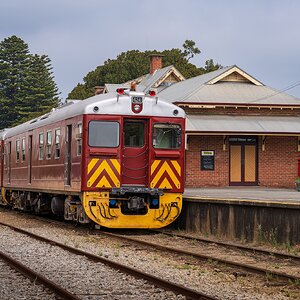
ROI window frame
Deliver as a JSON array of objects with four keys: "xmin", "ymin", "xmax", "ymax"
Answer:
[
  {"xmin": 16, "ymin": 139, "xmax": 20, "ymax": 162},
  {"xmin": 152, "ymin": 123, "xmax": 182, "ymax": 150},
  {"xmin": 88, "ymin": 120, "xmax": 120, "ymax": 148},
  {"xmin": 76, "ymin": 122, "xmax": 83, "ymax": 156},
  {"xmin": 54, "ymin": 128, "xmax": 61, "ymax": 159},
  {"xmin": 124, "ymin": 121, "xmax": 145, "ymax": 148},
  {"xmin": 21, "ymin": 137, "xmax": 26, "ymax": 162},
  {"xmin": 46, "ymin": 130, "xmax": 52, "ymax": 160},
  {"xmin": 38, "ymin": 132, "xmax": 44, "ymax": 160}
]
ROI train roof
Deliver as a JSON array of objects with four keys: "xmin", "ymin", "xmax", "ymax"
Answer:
[
  {"xmin": 5, "ymin": 91, "xmax": 185, "ymax": 138},
  {"xmin": 0, "ymin": 129, "xmax": 8, "ymax": 140}
]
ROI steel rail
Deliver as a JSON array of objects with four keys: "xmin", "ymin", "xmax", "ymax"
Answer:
[
  {"xmin": 0, "ymin": 250, "xmax": 80, "ymax": 300},
  {"xmin": 96, "ymin": 231, "xmax": 300, "ymax": 283},
  {"xmin": 0, "ymin": 221, "xmax": 216, "ymax": 300},
  {"xmin": 152, "ymin": 229, "xmax": 300, "ymax": 262}
]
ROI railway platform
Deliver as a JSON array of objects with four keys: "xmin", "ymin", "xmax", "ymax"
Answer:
[
  {"xmin": 176, "ymin": 187, "xmax": 300, "ymax": 244},
  {"xmin": 183, "ymin": 186, "xmax": 300, "ymax": 207}
]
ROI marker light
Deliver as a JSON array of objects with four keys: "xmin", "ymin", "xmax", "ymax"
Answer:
[
  {"xmin": 149, "ymin": 90, "xmax": 156, "ymax": 97},
  {"xmin": 109, "ymin": 199, "xmax": 118, "ymax": 208},
  {"xmin": 117, "ymin": 88, "xmax": 125, "ymax": 95}
]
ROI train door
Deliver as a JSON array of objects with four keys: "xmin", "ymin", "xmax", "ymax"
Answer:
[
  {"xmin": 122, "ymin": 119, "xmax": 148, "ymax": 186},
  {"xmin": 64, "ymin": 125, "xmax": 72, "ymax": 186},
  {"xmin": 28, "ymin": 135, "xmax": 32, "ymax": 184}
]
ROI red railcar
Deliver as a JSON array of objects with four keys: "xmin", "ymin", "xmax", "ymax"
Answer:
[{"xmin": 0, "ymin": 90, "xmax": 185, "ymax": 228}]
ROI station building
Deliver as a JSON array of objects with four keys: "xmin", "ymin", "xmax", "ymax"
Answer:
[{"xmin": 104, "ymin": 56, "xmax": 300, "ymax": 188}]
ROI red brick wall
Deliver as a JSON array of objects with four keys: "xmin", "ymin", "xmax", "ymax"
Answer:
[
  {"xmin": 258, "ymin": 136, "xmax": 298, "ymax": 188},
  {"xmin": 185, "ymin": 136, "xmax": 229, "ymax": 187},
  {"xmin": 185, "ymin": 135, "xmax": 299, "ymax": 188}
]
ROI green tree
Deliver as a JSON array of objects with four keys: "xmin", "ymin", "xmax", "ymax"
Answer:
[
  {"xmin": 182, "ymin": 39, "xmax": 201, "ymax": 61},
  {"xmin": 0, "ymin": 35, "xmax": 30, "ymax": 128},
  {"xmin": 0, "ymin": 35, "xmax": 60, "ymax": 128},
  {"xmin": 16, "ymin": 54, "xmax": 60, "ymax": 124},
  {"xmin": 68, "ymin": 41, "xmax": 221, "ymax": 100}
]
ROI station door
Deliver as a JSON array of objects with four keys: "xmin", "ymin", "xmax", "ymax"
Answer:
[{"xmin": 229, "ymin": 137, "xmax": 258, "ymax": 186}]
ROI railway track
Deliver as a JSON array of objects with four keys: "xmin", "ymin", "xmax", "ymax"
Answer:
[
  {"xmin": 0, "ymin": 249, "xmax": 79, "ymax": 300},
  {"xmin": 0, "ymin": 221, "xmax": 216, "ymax": 300},
  {"xmin": 153, "ymin": 229, "xmax": 300, "ymax": 262},
  {"xmin": 95, "ymin": 230, "xmax": 300, "ymax": 283}
]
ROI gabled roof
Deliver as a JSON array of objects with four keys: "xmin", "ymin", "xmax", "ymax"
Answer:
[
  {"xmin": 159, "ymin": 65, "xmax": 300, "ymax": 106},
  {"xmin": 104, "ymin": 65, "xmax": 185, "ymax": 94},
  {"xmin": 137, "ymin": 65, "xmax": 185, "ymax": 93}
]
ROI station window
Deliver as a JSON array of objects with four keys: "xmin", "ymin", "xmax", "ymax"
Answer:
[
  {"xmin": 152, "ymin": 124, "xmax": 182, "ymax": 149},
  {"xmin": 39, "ymin": 133, "xmax": 44, "ymax": 160},
  {"xmin": 21, "ymin": 138, "xmax": 25, "ymax": 161},
  {"xmin": 46, "ymin": 131, "xmax": 52, "ymax": 159},
  {"xmin": 76, "ymin": 122, "xmax": 82, "ymax": 156},
  {"xmin": 55, "ymin": 128, "xmax": 61, "ymax": 159},
  {"xmin": 16, "ymin": 140, "xmax": 20, "ymax": 162},
  {"xmin": 88, "ymin": 121, "xmax": 119, "ymax": 147}
]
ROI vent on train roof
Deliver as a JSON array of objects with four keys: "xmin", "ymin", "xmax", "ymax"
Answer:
[
  {"xmin": 40, "ymin": 113, "xmax": 50, "ymax": 120},
  {"xmin": 30, "ymin": 119, "xmax": 38, "ymax": 124}
]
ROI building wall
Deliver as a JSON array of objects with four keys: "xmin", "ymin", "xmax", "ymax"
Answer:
[
  {"xmin": 185, "ymin": 135, "xmax": 299, "ymax": 188},
  {"xmin": 258, "ymin": 136, "xmax": 298, "ymax": 188},
  {"xmin": 185, "ymin": 136, "xmax": 229, "ymax": 187}
]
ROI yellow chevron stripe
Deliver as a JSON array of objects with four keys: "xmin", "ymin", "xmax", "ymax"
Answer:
[
  {"xmin": 151, "ymin": 160, "xmax": 160, "ymax": 175},
  {"xmin": 159, "ymin": 178, "xmax": 172, "ymax": 189},
  {"xmin": 171, "ymin": 160, "xmax": 181, "ymax": 176},
  {"xmin": 151, "ymin": 161, "xmax": 180, "ymax": 188},
  {"xmin": 88, "ymin": 158, "xmax": 99, "ymax": 174},
  {"xmin": 110, "ymin": 159, "xmax": 120, "ymax": 174},
  {"xmin": 96, "ymin": 175, "xmax": 112, "ymax": 188},
  {"xmin": 105, "ymin": 161, "xmax": 120, "ymax": 187},
  {"xmin": 88, "ymin": 160, "xmax": 120, "ymax": 187}
]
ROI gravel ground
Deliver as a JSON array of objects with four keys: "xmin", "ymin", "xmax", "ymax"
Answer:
[
  {"xmin": 0, "ymin": 259, "xmax": 56, "ymax": 300},
  {"xmin": 0, "ymin": 224, "xmax": 183, "ymax": 300},
  {"xmin": 1, "ymin": 210, "xmax": 300, "ymax": 300}
]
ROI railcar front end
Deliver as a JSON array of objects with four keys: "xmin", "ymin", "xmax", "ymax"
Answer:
[{"xmin": 79, "ymin": 90, "xmax": 185, "ymax": 228}]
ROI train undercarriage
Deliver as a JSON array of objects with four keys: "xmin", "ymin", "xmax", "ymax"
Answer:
[{"xmin": 0, "ymin": 187, "xmax": 182, "ymax": 229}]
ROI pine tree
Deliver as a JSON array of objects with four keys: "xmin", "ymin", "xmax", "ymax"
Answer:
[
  {"xmin": 17, "ymin": 54, "xmax": 59, "ymax": 124},
  {"xmin": 0, "ymin": 35, "xmax": 60, "ymax": 128},
  {"xmin": 0, "ymin": 35, "xmax": 30, "ymax": 128}
]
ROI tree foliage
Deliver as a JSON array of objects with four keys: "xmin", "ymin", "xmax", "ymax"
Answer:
[
  {"xmin": 68, "ymin": 41, "xmax": 221, "ymax": 100},
  {"xmin": 0, "ymin": 35, "xmax": 59, "ymax": 129},
  {"xmin": 183, "ymin": 39, "xmax": 201, "ymax": 61}
]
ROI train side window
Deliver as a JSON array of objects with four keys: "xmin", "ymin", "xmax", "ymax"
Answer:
[
  {"xmin": 16, "ymin": 140, "xmax": 20, "ymax": 162},
  {"xmin": 21, "ymin": 138, "xmax": 25, "ymax": 162},
  {"xmin": 38, "ymin": 133, "xmax": 44, "ymax": 160},
  {"xmin": 55, "ymin": 128, "xmax": 61, "ymax": 159},
  {"xmin": 76, "ymin": 122, "xmax": 82, "ymax": 156},
  {"xmin": 46, "ymin": 131, "xmax": 52, "ymax": 159},
  {"xmin": 153, "ymin": 123, "xmax": 182, "ymax": 149},
  {"xmin": 88, "ymin": 121, "xmax": 119, "ymax": 147}
]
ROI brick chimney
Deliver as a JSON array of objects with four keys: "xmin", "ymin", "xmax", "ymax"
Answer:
[{"xmin": 149, "ymin": 54, "xmax": 164, "ymax": 74}]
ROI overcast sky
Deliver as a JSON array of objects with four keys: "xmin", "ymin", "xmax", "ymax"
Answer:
[{"xmin": 1, "ymin": 0, "xmax": 300, "ymax": 100}]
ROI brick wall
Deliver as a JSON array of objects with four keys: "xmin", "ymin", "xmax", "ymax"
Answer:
[
  {"xmin": 185, "ymin": 136, "xmax": 229, "ymax": 187},
  {"xmin": 258, "ymin": 136, "xmax": 298, "ymax": 188},
  {"xmin": 185, "ymin": 135, "xmax": 299, "ymax": 188}
]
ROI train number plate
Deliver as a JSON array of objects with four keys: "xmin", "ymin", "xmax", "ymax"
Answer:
[{"xmin": 132, "ymin": 96, "xmax": 143, "ymax": 104}]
